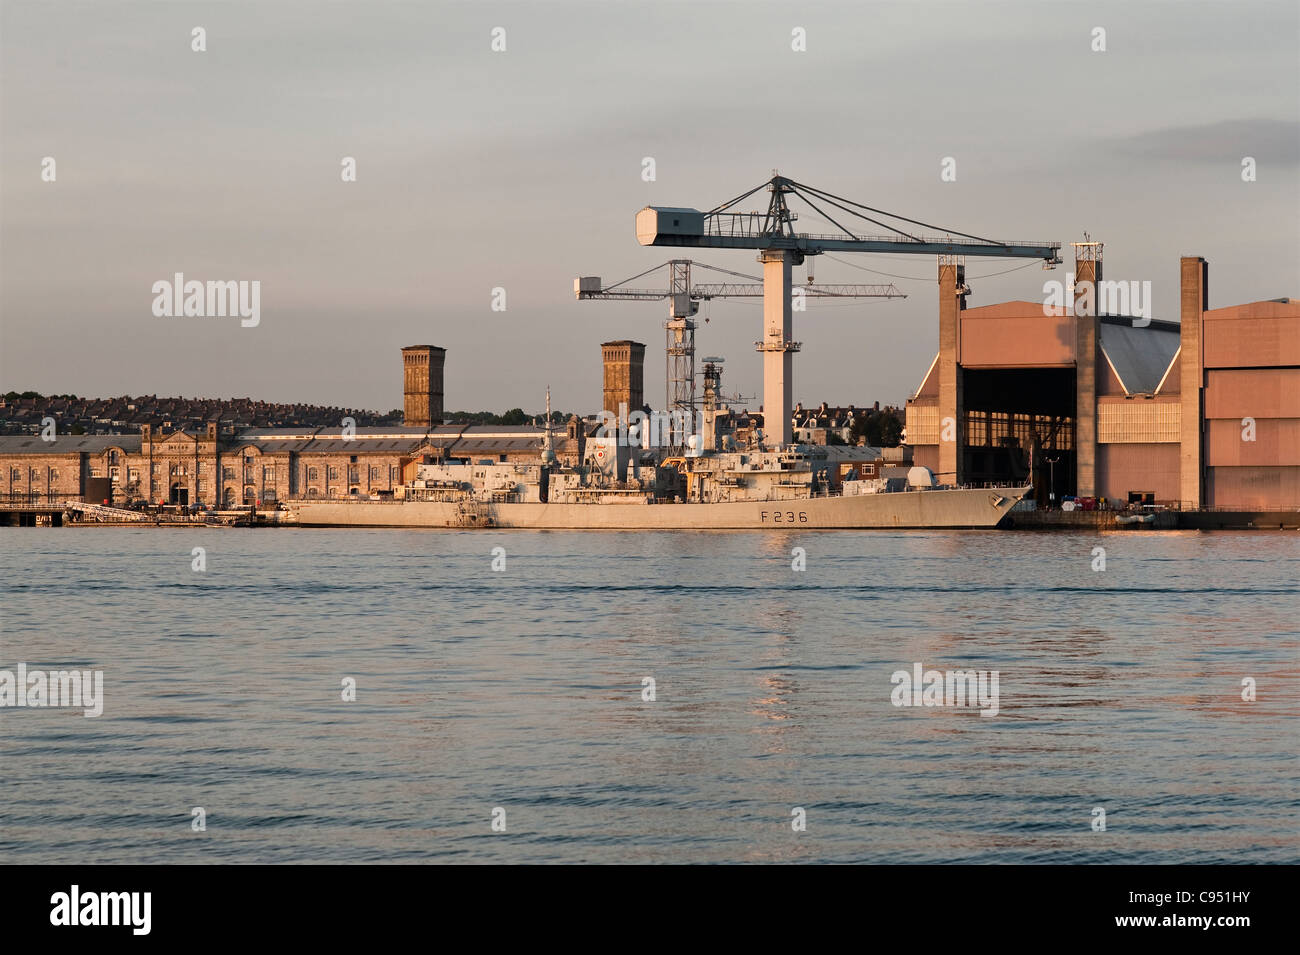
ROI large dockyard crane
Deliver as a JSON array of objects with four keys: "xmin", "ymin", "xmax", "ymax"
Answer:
[
  {"xmin": 575, "ymin": 257, "xmax": 905, "ymax": 445},
  {"xmin": 632, "ymin": 174, "xmax": 1062, "ymax": 446}
]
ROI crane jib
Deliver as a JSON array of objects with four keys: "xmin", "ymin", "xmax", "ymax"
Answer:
[{"xmin": 644, "ymin": 232, "xmax": 1061, "ymax": 261}]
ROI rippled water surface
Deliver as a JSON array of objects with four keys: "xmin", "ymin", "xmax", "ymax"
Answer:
[{"xmin": 1, "ymin": 527, "xmax": 1296, "ymax": 863}]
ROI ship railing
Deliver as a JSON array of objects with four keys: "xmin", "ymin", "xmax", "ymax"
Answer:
[{"xmin": 2, "ymin": 493, "xmax": 87, "ymax": 505}]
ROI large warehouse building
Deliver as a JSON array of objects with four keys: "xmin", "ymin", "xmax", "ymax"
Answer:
[{"xmin": 905, "ymin": 247, "xmax": 1299, "ymax": 509}]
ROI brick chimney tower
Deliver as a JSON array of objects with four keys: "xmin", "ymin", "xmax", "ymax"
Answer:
[
  {"xmin": 402, "ymin": 345, "xmax": 445, "ymax": 428},
  {"xmin": 601, "ymin": 340, "xmax": 645, "ymax": 417}
]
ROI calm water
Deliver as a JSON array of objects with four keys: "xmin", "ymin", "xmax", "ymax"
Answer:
[{"xmin": 1, "ymin": 527, "xmax": 1296, "ymax": 864}]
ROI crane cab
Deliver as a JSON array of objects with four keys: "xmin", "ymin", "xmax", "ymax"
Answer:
[{"xmin": 636, "ymin": 207, "xmax": 705, "ymax": 246}]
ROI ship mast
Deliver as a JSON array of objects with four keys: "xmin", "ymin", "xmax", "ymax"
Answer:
[{"xmin": 541, "ymin": 386, "xmax": 556, "ymax": 460}]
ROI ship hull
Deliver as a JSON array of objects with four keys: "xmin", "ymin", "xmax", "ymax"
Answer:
[{"xmin": 293, "ymin": 486, "xmax": 1029, "ymax": 529}]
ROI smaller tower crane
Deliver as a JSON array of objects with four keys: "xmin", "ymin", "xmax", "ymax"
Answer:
[{"xmin": 575, "ymin": 258, "xmax": 904, "ymax": 448}]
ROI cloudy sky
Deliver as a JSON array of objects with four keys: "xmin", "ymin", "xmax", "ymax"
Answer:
[{"xmin": 2, "ymin": 0, "xmax": 1297, "ymax": 415}]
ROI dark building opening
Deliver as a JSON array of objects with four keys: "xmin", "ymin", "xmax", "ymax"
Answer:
[{"xmin": 962, "ymin": 367, "xmax": 1077, "ymax": 503}]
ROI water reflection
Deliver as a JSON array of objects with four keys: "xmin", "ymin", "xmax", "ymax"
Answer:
[{"xmin": 0, "ymin": 526, "xmax": 1294, "ymax": 862}]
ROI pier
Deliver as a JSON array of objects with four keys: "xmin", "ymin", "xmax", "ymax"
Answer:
[{"xmin": 0, "ymin": 499, "xmax": 286, "ymax": 527}]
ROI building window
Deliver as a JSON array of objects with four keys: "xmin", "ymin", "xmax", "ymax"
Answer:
[
  {"xmin": 348, "ymin": 467, "xmax": 359, "ymax": 484},
  {"xmin": 197, "ymin": 480, "xmax": 207, "ymax": 493},
  {"xmin": 328, "ymin": 467, "xmax": 339, "ymax": 481},
  {"xmin": 263, "ymin": 465, "xmax": 275, "ymax": 482},
  {"xmin": 369, "ymin": 466, "xmax": 380, "ymax": 480},
  {"xmin": 328, "ymin": 486, "xmax": 338, "ymax": 497},
  {"xmin": 223, "ymin": 466, "xmax": 235, "ymax": 480},
  {"xmin": 109, "ymin": 450, "xmax": 119, "ymax": 465},
  {"xmin": 50, "ymin": 468, "xmax": 60, "ymax": 481},
  {"xmin": 307, "ymin": 487, "xmax": 319, "ymax": 498},
  {"xmin": 31, "ymin": 468, "xmax": 40, "ymax": 480},
  {"xmin": 990, "ymin": 412, "xmax": 1010, "ymax": 444},
  {"xmin": 262, "ymin": 488, "xmax": 277, "ymax": 503},
  {"xmin": 110, "ymin": 466, "xmax": 121, "ymax": 483},
  {"xmin": 198, "ymin": 462, "xmax": 207, "ymax": 474},
  {"xmin": 390, "ymin": 466, "xmax": 398, "ymax": 482},
  {"xmin": 11, "ymin": 467, "xmax": 20, "ymax": 481},
  {"xmin": 307, "ymin": 467, "xmax": 319, "ymax": 482},
  {"xmin": 152, "ymin": 463, "xmax": 162, "ymax": 477}
]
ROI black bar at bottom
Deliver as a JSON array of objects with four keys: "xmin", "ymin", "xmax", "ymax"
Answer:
[{"xmin": 9, "ymin": 863, "xmax": 1291, "ymax": 941}]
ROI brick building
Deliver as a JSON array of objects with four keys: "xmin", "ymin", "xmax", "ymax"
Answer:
[{"xmin": 0, "ymin": 346, "xmax": 584, "ymax": 507}]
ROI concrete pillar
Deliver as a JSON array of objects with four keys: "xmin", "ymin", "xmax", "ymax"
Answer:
[
  {"xmin": 1074, "ymin": 257, "xmax": 1100, "ymax": 497},
  {"xmin": 758, "ymin": 250, "xmax": 796, "ymax": 447},
  {"xmin": 937, "ymin": 260, "xmax": 966, "ymax": 485},
  {"xmin": 1179, "ymin": 257, "xmax": 1208, "ymax": 507}
]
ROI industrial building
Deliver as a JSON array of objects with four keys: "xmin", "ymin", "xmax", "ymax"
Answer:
[{"xmin": 905, "ymin": 248, "xmax": 1299, "ymax": 509}]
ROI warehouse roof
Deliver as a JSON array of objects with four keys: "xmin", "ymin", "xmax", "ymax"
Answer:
[
  {"xmin": 1098, "ymin": 318, "xmax": 1180, "ymax": 395},
  {"xmin": 238, "ymin": 426, "xmax": 432, "ymax": 440},
  {"xmin": 453, "ymin": 438, "xmax": 545, "ymax": 452},
  {"xmin": 226, "ymin": 424, "xmax": 547, "ymax": 457},
  {"xmin": 0, "ymin": 434, "xmax": 142, "ymax": 454}
]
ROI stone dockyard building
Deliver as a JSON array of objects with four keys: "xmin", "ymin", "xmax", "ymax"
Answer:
[{"xmin": 1, "ymin": 348, "xmax": 586, "ymax": 507}]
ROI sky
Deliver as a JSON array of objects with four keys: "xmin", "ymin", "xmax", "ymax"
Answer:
[{"xmin": 2, "ymin": 0, "xmax": 1297, "ymax": 416}]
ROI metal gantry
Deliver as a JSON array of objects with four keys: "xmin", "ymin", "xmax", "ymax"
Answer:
[
  {"xmin": 633, "ymin": 175, "xmax": 1062, "ymax": 445},
  {"xmin": 575, "ymin": 256, "xmax": 904, "ymax": 449}
]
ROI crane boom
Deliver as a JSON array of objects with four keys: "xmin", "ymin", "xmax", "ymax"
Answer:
[
  {"xmin": 646, "ymin": 232, "xmax": 1061, "ymax": 259},
  {"xmin": 575, "ymin": 283, "xmax": 903, "ymax": 300},
  {"xmin": 692, "ymin": 283, "xmax": 901, "ymax": 298}
]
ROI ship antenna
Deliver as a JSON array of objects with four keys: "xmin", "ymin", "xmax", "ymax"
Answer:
[{"xmin": 543, "ymin": 386, "xmax": 555, "ymax": 455}]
